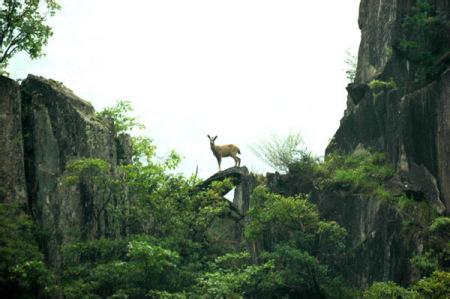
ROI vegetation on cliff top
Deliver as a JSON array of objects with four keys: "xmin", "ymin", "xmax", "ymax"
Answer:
[{"xmin": 1, "ymin": 101, "xmax": 448, "ymax": 298}]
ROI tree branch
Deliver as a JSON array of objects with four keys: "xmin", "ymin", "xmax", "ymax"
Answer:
[
  {"xmin": 0, "ymin": 31, "xmax": 22, "ymax": 63},
  {"xmin": 0, "ymin": 0, "xmax": 17, "ymax": 49}
]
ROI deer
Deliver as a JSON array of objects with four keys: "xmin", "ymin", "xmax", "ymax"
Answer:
[{"xmin": 207, "ymin": 135, "xmax": 241, "ymax": 171}]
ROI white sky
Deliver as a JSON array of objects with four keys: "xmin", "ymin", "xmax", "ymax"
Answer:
[{"xmin": 9, "ymin": 0, "xmax": 361, "ymax": 179}]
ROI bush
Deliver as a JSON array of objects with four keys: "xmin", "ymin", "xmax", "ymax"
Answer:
[
  {"xmin": 412, "ymin": 271, "xmax": 450, "ymax": 298},
  {"xmin": 319, "ymin": 149, "xmax": 395, "ymax": 198},
  {"xmin": 364, "ymin": 281, "xmax": 417, "ymax": 298},
  {"xmin": 251, "ymin": 132, "xmax": 309, "ymax": 172},
  {"xmin": 0, "ymin": 203, "xmax": 53, "ymax": 298}
]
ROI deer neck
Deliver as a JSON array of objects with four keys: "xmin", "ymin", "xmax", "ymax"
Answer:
[{"xmin": 210, "ymin": 143, "xmax": 220, "ymax": 155}]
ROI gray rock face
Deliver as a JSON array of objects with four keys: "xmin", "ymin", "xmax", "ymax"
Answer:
[
  {"xmin": 16, "ymin": 75, "xmax": 130, "ymax": 266},
  {"xmin": 0, "ymin": 76, "xmax": 27, "ymax": 203},
  {"xmin": 435, "ymin": 69, "xmax": 450, "ymax": 213},
  {"xmin": 314, "ymin": 190, "xmax": 418, "ymax": 288},
  {"xmin": 116, "ymin": 133, "xmax": 133, "ymax": 165},
  {"xmin": 355, "ymin": 0, "xmax": 399, "ymax": 84},
  {"xmin": 355, "ymin": 0, "xmax": 449, "ymax": 87}
]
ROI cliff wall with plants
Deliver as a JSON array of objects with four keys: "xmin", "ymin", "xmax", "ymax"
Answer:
[
  {"xmin": 267, "ymin": 0, "xmax": 450, "ymax": 291},
  {"xmin": 1, "ymin": 74, "xmax": 133, "ymax": 272},
  {"xmin": 328, "ymin": 0, "xmax": 450, "ymax": 211}
]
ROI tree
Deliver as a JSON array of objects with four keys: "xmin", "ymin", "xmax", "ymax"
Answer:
[
  {"xmin": 0, "ymin": 203, "xmax": 54, "ymax": 297},
  {"xmin": 0, "ymin": 0, "xmax": 60, "ymax": 73},
  {"xmin": 345, "ymin": 50, "xmax": 357, "ymax": 82},
  {"xmin": 250, "ymin": 132, "xmax": 309, "ymax": 172},
  {"xmin": 196, "ymin": 186, "xmax": 350, "ymax": 298},
  {"xmin": 96, "ymin": 100, "xmax": 145, "ymax": 134}
]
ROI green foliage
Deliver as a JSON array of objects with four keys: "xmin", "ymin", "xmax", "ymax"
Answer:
[
  {"xmin": 364, "ymin": 281, "xmax": 417, "ymax": 299},
  {"xmin": 63, "ymin": 158, "xmax": 109, "ymax": 185},
  {"xmin": 96, "ymin": 100, "xmax": 145, "ymax": 134},
  {"xmin": 413, "ymin": 271, "xmax": 450, "ymax": 298},
  {"xmin": 58, "ymin": 166, "xmax": 234, "ymax": 297},
  {"xmin": 63, "ymin": 158, "xmax": 122, "ymax": 238},
  {"xmin": 369, "ymin": 78, "xmax": 398, "ymax": 91},
  {"xmin": 246, "ymin": 186, "xmax": 322, "ymax": 243},
  {"xmin": 0, "ymin": 203, "xmax": 53, "ymax": 298},
  {"xmin": 395, "ymin": 195, "xmax": 437, "ymax": 229},
  {"xmin": 282, "ymin": 149, "xmax": 412, "ymax": 225},
  {"xmin": 0, "ymin": 0, "xmax": 61, "ymax": 72},
  {"xmin": 429, "ymin": 217, "xmax": 450, "ymax": 238},
  {"xmin": 246, "ymin": 186, "xmax": 347, "ymax": 258},
  {"xmin": 286, "ymin": 152, "xmax": 322, "ymax": 193},
  {"xmin": 399, "ymin": 0, "xmax": 448, "ymax": 85},
  {"xmin": 131, "ymin": 135, "xmax": 156, "ymax": 163},
  {"xmin": 428, "ymin": 217, "xmax": 450, "ymax": 271},
  {"xmin": 411, "ymin": 251, "xmax": 439, "ymax": 278},
  {"xmin": 251, "ymin": 132, "xmax": 309, "ymax": 172},
  {"xmin": 241, "ymin": 186, "xmax": 349, "ymax": 298},
  {"xmin": 319, "ymin": 149, "xmax": 395, "ymax": 198},
  {"xmin": 369, "ymin": 79, "xmax": 398, "ymax": 101},
  {"xmin": 365, "ymin": 272, "xmax": 450, "ymax": 299},
  {"xmin": 345, "ymin": 49, "xmax": 357, "ymax": 82},
  {"xmin": 196, "ymin": 252, "xmax": 275, "ymax": 298},
  {"xmin": 60, "ymin": 236, "xmax": 184, "ymax": 298}
]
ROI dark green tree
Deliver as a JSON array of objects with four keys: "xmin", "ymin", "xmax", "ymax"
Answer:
[
  {"xmin": 0, "ymin": 0, "xmax": 60, "ymax": 73},
  {"xmin": 0, "ymin": 203, "xmax": 54, "ymax": 298}
]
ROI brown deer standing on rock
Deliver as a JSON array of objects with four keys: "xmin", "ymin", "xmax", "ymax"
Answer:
[{"xmin": 207, "ymin": 135, "xmax": 241, "ymax": 171}]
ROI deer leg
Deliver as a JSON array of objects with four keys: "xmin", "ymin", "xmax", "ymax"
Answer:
[
  {"xmin": 231, "ymin": 155, "xmax": 238, "ymax": 167},
  {"xmin": 217, "ymin": 156, "xmax": 222, "ymax": 171},
  {"xmin": 237, "ymin": 156, "xmax": 241, "ymax": 167}
]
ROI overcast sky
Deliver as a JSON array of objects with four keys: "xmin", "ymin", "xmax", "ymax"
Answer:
[{"xmin": 9, "ymin": 0, "xmax": 361, "ymax": 179}]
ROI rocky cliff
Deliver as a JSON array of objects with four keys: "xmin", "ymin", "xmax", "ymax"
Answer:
[
  {"xmin": 266, "ymin": 0, "xmax": 449, "ymax": 289},
  {"xmin": 328, "ymin": 0, "xmax": 450, "ymax": 212},
  {"xmin": 0, "ymin": 74, "xmax": 131, "ymax": 267},
  {"xmin": 317, "ymin": 0, "xmax": 450, "ymax": 288}
]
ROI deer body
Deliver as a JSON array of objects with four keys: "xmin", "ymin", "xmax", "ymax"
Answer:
[{"xmin": 208, "ymin": 135, "xmax": 241, "ymax": 171}]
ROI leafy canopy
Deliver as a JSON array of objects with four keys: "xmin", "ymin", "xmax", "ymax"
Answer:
[
  {"xmin": 0, "ymin": 0, "xmax": 60, "ymax": 73},
  {"xmin": 96, "ymin": 100, "xmax": 145, "ymax": 134},
  {"xmin": 0, "ymin": 203, "xmax": 53, "ymax": 298}
]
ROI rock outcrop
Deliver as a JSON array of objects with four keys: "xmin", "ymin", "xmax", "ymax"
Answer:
[
  {"xmin": 199, "ymin": 167, "xmax": 256, "ymax": 250},
  {"xmin": 1, "ymin": 74, "xmax": 131, "ymax": 267},
  {"xmin": 199, "ymin": 166, "xmax": 254, "ymax": 215}
]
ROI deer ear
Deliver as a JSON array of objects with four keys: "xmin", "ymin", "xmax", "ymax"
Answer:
[
  {"xmin": 207, "ymin": 134, "xmax": 210, "ymax": 138},
  {"xmin": 213, "ymin": 136, "xmax": 218, "ymax": 141}
]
